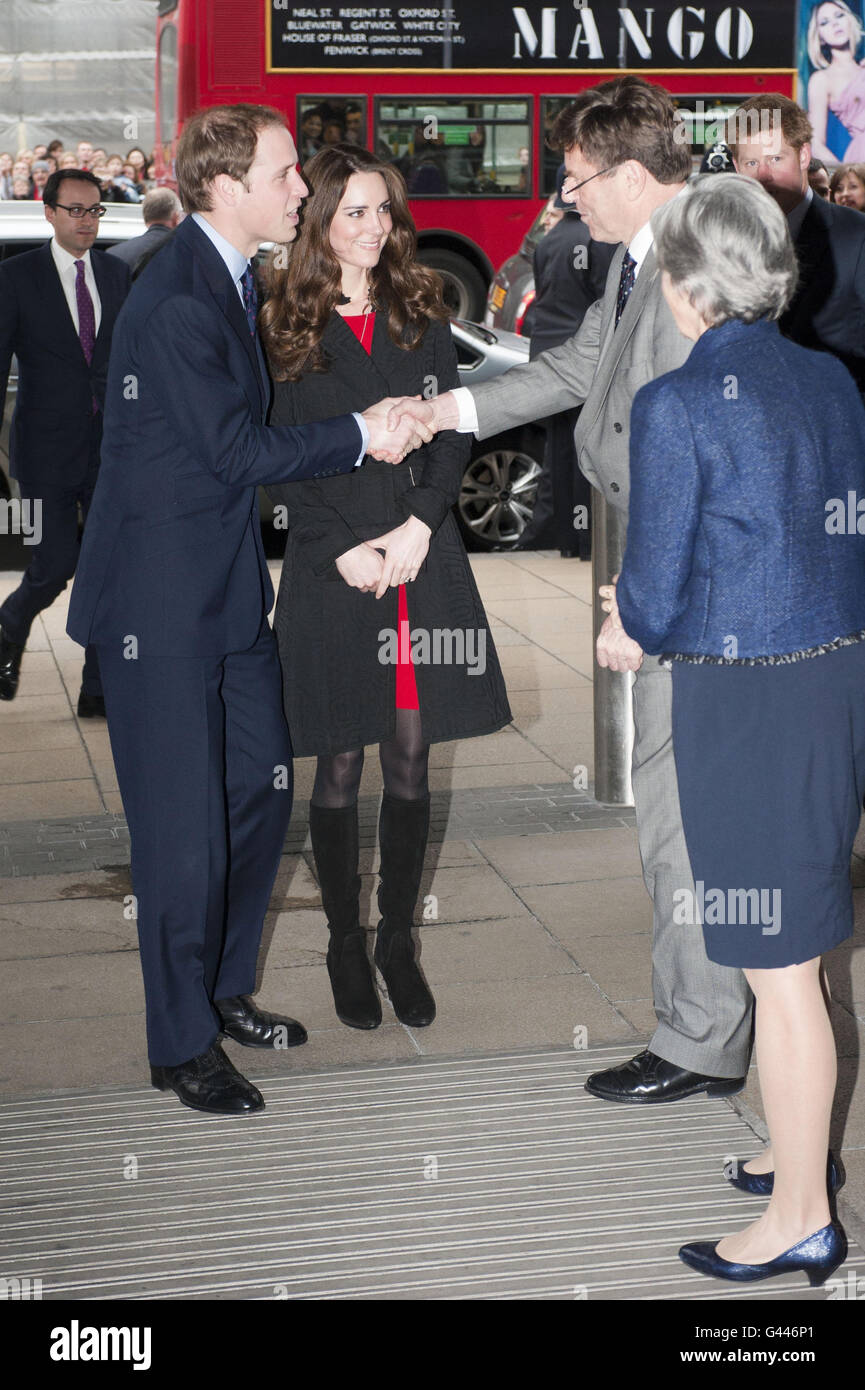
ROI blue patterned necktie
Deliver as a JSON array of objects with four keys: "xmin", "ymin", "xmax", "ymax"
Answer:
[
  {"xmin": 615, "ymin": 251, "xmax": 637, "ymax": 328},
  {"xmin": 241, "ymin": 263, "xmax": 258, "ymax": 336}
]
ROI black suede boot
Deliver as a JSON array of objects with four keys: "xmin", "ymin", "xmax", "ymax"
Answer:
[
  {"xmin": 309, "ymin": 802, "xmax": 381, "ymax": 1030},
  {"xmin": 374, "ymin": 792, "xmax": 436, "ymax": 1027}
]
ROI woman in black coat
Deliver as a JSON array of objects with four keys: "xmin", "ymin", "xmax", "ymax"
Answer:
[{"xmin": 261, "ymin": 145, "xmax": 511, "ymax": 1034}]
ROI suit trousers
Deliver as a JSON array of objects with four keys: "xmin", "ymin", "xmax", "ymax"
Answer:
[
  {"xmin": 97, "ymin": 623, "xmax": 293, "ymax": 1065},
  {"xmin": 631, "ymin": 654, "xmax": 753, "ymax": 1076},
  {"xmin": 518, "ymin": 407, "xmax": 590, "ymax": 555},
  {"xmin": 0, "ymin": 433, "xmax": 102, "ymax": 694}
]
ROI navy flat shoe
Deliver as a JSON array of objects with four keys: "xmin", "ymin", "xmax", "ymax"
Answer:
[
  {"xmin": 724, "ymin": 1150, "xmax": 841, "ymax": 1197},
  {"xmin": 679, "ymin": 1221, "xmax": 847, "ymax": 1286}
]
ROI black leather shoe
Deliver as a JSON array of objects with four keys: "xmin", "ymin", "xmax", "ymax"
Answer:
[
  {"xmin": 585, "ymin": 1049, "xmax": 746, "ymax": 1104},
  {"xmin": 0, "ymin": 626, "xmax": 25, "ymax": 701},
  {"xmin": 327, "ymin": 933, "xmax": 382, "ymax": 1030},
  {"xmin": 215, "ymin": 993, "xmax": 307, "ymax": 1049},
  {"xmin": 77, "ymin": 691, "xmax": 106, "ymax": 718},
  {"xmin": 150, "ymin": 1041, "xmax": 264, "ymax": 1114}
]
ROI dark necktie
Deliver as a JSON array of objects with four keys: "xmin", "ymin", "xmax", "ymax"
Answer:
[
  {"xmin": 75, "ymin": 259, "xmax": 95, "ymax": 363},
  {"xmin": 241, "ymin": 264, "xmax": 258, "ymax": 336},
  {"xmin": 615, "ymin": 251, "xmax": 637, "ymax": 328}
]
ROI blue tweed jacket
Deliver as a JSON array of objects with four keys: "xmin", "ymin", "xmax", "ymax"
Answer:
[{"xmin": 616, "ymin": 318, "xmax": 865, "ymax": 659}]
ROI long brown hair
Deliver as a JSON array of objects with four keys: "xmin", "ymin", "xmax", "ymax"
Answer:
[{"xmin": 260, "ymin": 144, "xmax": 449, "ymax": 381}]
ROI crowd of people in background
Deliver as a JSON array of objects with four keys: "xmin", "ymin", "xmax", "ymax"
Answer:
[{"xmin": 0, "ymin": 140, "xmax": 156, "ymax": 202}]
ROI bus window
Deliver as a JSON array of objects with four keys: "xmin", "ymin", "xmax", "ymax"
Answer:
[
  {"xmin": 669, "ymin": 95, "xmax": 749, "ymax": 153},
  {"xmin": 541, "ymin": 97, "xmax": 573, "ymax": 195},
  {"xmin": 158, "ymin": 23, "xmax": 178, "ymax": 150},
  {"xmin": 376, "ymin": 98, "xmax": 531, "ymax": 198},
  {"xmin": 297, "ymin": 98, "xmax": 367, "ymax": 161}
]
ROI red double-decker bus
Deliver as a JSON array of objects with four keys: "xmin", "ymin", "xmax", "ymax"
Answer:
[{"xmin": 155, "ymin": 2, "xmax": 798, "ymax": 317}]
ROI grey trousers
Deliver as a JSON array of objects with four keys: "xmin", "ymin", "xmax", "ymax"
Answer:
[{"xmin": 631, "ymin": 655, "xmax": 753, "ymax": 1076}]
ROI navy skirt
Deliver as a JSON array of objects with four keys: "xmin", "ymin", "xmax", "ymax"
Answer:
[{"xmin": 671, "ymin": 640, "xmax": 865, "ymax": 968}]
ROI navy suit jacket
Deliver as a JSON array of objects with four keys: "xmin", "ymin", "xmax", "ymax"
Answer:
[
  {"xmin": 617, "ymin": 318, "xmax": 865, "ymax": 659},
  {"xmin": 781, "ymin": 194, "xmax": 865, "ymax": 394},
  {"xmin": 0, "ymin": 241, "xmax": 130, "ymax": 488},
  {"xmin": 67, "ymin": 214, "xmax": 361, "ymax": 658}
]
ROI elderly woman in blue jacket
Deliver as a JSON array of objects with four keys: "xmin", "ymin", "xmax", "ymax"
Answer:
[{"xmin": 602, "ymin": 173, "xmax": 865, "ymax": 1287}]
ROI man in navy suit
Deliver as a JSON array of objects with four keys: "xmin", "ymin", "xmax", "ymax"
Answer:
[
  {"xmin": 0, "ymin": 168, "xmax": 131, "ymax": 712},
  {"xmin": 730, "ymin": 93, "xmax": 865, "ymax": 394},
  {"xmin": 67, "ymin": 104, "xmax": 428, "ymax": 1115}
]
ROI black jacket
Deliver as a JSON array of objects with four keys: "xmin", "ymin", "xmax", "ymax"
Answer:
[
  {"xmin": 781, "ymin": 194, "xmax": 865, "ymax": 393},
  {"xmin": 106, "ymin": 222, "xmax": 173, "ymax": 273},
  {"xmin": 267, "ymin": 312, "xmax": 512, "ymax": 755},
  {"xmin": 0, "ymin": 241, "xmax": 130, "ymax": 488},
  {"xmin": 526, "ymin": 213, "xmax": 616, "ymax": 358}
]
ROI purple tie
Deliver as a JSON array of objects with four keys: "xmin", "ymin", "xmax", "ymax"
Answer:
[
  {"xmin": 241, "ymin": 264, "xmax": 258, "ymax": 336},
  {"xmin": 75, "ymin": 259, "xmax": 95, "ymax": 363}
]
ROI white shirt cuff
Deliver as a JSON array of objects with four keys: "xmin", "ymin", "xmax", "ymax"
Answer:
[
  {"xmin": 451, "ymin": 387, "xmax": 479, "ymax": 434},
  {"xmin": 351, "ymin": 413, "xmax": 368, "ymax": 466}
]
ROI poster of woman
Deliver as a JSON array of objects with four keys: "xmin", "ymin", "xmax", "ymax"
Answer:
[{"xmin": 802, "ymin": 0, "xmax": 865, "ymax": 162}]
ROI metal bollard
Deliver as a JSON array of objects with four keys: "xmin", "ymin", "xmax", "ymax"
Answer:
[{"xmin": 592, "ymin": 493, "xmax": 635, "ymax": 806}]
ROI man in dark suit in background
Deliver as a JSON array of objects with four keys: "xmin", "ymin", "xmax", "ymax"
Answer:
[
  {"xmin": 0, "ymin": 168, "xmax": 130, "ymax": 712},
  {"xmin": 731, "ymin": 93, "xmax": 865, "ymax": 394},
  {"xmin": 67, "ymin": 104, "xmax": 428, "ymax": 1116},
  {"xmin": 107, "ymin": 187, "xmax": 181, "ymax": 275}
]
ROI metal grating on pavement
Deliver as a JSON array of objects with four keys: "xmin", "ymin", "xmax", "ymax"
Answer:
[{"xmin": 0, "ymin": 1047, "xmax": 857, "ymax": 1301}]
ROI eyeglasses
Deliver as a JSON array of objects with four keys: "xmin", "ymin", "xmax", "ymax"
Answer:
[
  {"xmin": 52, "ymin": 203, "xmax": 107, "ymax": 219},
  {"xmin": 560, "ymin": 165, "xmax": 621, "ymax": 199}
]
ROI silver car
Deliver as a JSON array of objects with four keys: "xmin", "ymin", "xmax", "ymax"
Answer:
[{"xmin": 450, "ymin": 319, "xmax": 543, "ymax": 550}]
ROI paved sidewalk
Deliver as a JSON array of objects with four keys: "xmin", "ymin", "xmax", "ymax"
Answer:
[{"xmin": 1, "ymin": 551, "xmax": 863, "ymax": 1299}]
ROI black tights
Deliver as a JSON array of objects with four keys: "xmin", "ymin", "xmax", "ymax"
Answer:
[{"xmin": 311, "ymin": 708, "xmax": 430, "ymax": 808}]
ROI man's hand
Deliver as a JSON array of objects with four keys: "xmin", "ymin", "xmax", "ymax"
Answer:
[
  {"xmin": 366, "ymin": 515, "xmax": 432, "ymax": 599},
  {"xmin": 335, "ymin": 542, "xmax": 385, "ymax": 593},
  {"xmin": 385, "ymin": 392, "xmax": 459, "ymax": 435},
  {"xmin": 362, "ymin": 396, "xmax": 434, "ymax": 463}
]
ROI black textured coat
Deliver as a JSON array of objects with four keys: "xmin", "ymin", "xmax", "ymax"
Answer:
[{"xmin": 267, "ymin": 312, "xmax": 512, "ymax": 756}]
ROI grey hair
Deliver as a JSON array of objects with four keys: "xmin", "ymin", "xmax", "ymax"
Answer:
[
  {"xmin": 650, "ymin": 173, "xmax": 798, "ymax": 326},
  {"xmin": 142, "ymin": 187, "xmax": 181, "ymax": 225}
]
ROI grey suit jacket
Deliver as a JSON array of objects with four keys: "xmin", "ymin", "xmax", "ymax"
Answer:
[{"xmin": 472, "ymin": 244, "xmax": 692, "ymax": 515}]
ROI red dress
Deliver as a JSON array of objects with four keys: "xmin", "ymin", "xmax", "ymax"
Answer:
[{"xmin": 343, "ymin": 312, "xmax": 419, "ymax": 711}]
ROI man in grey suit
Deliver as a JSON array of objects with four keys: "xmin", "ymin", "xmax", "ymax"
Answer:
[
  {"xmin": 107, "ymin": 188, "xmax": 181, "ymax": 275},
  {"xmin": 391, "ymin": 76, "xmax": 753, "ymax": 1103}
]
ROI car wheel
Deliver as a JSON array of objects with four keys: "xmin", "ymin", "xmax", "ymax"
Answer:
[
  {"xmin": 456, "ymin": 428, "xmax": 544, "ymax": 551},
  {"xmin": 418, "ymin": 249, "xmax": 488, "ymax": 320}
]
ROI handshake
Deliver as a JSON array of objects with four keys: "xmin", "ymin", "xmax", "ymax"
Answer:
[{"xmin": 359, "ymin": 392, "xmax": 459, "ymax": 463}]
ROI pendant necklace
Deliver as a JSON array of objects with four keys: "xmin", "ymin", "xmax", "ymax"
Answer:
[
  {"xmin": 338, "ymin": 285, "xmax": 374, "ymax": 351},
  {"xmin": 359, "ymin": 305, "xmax": 373, "ymax": 351}
]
